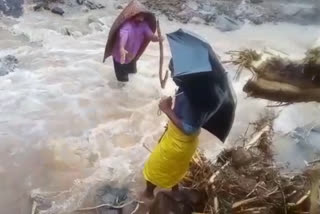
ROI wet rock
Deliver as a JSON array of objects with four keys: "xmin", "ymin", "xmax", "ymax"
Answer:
[
  {"xmin": 0, "ymin": 0, "xmax": 24, "ymax": 17},
  {"xmin": 249, "ymin": 15, "xmax": 265, "ymax": 25},
  {"xmin": 85, "ymin": 0, "xmax": 105, "ymax": 10},
  {"xmin": 231, "ymin": 147, "xmax": 253, "ymax": 168},
  {"xmin": 96, "ymin": 186, "xmax": 132, "ymax": 214},
  {"xmin": 186, "ymin": 1, "xmax": 198, "ymax": 11},
  {"xmin": 0, "ymin": 55, "xmax": 18, "ymax": 76},
  {"xmin": 214, "ymin": 15, "xmax": 242, "ymax": 32},
  {"xmin": 117, "ymin": 5, "xmax": 123, "ymax": 10},
  {"xmin": 43, "ymin": 4, "xmax": 50, "ymax": 10},
  {"xmin": 203, "ymin": 14, "xmax": 217, "ymax": 24},
  {"xmin": 281, "ymin": 5, "xmax": 302, "ymax": 17},
  {"xmin": 33, "ymin": 3, "xmax": 42, "ymax": 11},
  {"xmin": 76, "ymin": 0, "xmax": 84, "ymax": 5},
  {"xmin": 87, "ymin": 15, "xmax": 104, "ymax": 25},
  {"xmin": 33, "ymin": 2, "xmax": 50, "ymax": 11},
  {"xmin": 51, "ymin": 7, "xmax": 64, "ymax": 16},
  {"xmin": 290, "ymin": 7, "xmax": 320, "ymax": 25},
  {"xmin": 189, "ymin": 16, "xmax": 205, "ymax": 25},
  {"xmin": 143, "ymin": 0, "xmax": 320, "ymax": 27},
  {"xmin": 177, "ymin": 7, "xmax": 195, "ymax": 23},
  {"xmin": 64, "ymin": 28, "xmax": 71, "ymax": 36},
  {"xmin": 150, "ymin": 190, "xmax": 204, "ymax": 214},
  {"xmin": 250, "ymin": 0, "xmax": 263, "ymax": 4}
]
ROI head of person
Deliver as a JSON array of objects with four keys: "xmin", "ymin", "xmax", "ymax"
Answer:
[{"xmin": 133, "ymin": 13, "xmax": 146, "ymax": 23}]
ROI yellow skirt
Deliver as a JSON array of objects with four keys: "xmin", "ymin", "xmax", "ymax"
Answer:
[{"xmin": 143, "ymin": 122, "xmax": 199, "ymax": 188}]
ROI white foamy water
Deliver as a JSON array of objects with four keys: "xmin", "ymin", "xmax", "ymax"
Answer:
[{"xmin": 1, "ymin": 2, "xmax": 320, "ymax": 213}]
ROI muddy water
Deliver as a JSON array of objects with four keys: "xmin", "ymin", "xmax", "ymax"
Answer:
[{"xmin": 0, "ymin": 3, "xmax": 320, "ymax": 213}]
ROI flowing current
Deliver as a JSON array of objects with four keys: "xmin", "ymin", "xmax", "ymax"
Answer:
[{"xmin": 1, "ymin": 1, "xmax": 320, "ymax": 213}]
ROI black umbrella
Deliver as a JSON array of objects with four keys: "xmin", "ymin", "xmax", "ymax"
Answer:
[{"xmin": 167, "ymin": 29, "xmax": 237, "ymax": 142}]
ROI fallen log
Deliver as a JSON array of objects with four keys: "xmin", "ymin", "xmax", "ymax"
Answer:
[
  {"xmin": 226, "ymin": 48, "xmax": 320, "ymax": 103},
  {"xmin": 244, "ymin": 78, "xmax": 320, "ymax": 103}
]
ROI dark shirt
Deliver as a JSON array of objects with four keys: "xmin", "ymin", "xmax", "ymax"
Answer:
[{"xmin": 173, "ymin": 91, "xmax": 212, "ymax": 135}]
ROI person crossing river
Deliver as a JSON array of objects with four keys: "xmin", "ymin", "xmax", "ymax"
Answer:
[
  {"xmin": 103, "ymin": 0, "xmax": 162, "ymax": 82},
  {"xmin": 141, "ymin": 62, "xmax": 215, "ymax": 201}
]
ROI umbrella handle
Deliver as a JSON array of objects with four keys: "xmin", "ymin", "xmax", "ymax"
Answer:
[{"xmin": 157, "ymin": 20, "xmax": 168, "ymax": 89}]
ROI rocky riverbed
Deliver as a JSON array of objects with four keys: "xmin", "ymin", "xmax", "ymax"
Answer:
[
  {"xmin": 1, "ymin": 0, "xmax": 320, "ymax": 31},
  {"xmin": 141, "ymin": 0, "xmax": 320, "ymax": 31}
]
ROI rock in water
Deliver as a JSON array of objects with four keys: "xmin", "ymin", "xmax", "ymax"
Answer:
[
  {"xmin": 0, "ymin": 0, "xmax": 24, "ymax": 17},
  {"xmin": 85, "ymin": 0, "xmax": 105, "ymax": 10},
  {"xmin": 33, "ymin": 2, "xmax": 49, "ymax": 11},
  {"xmin": 0, "ymin": 55, "xmax": 18, "ymax": 76},
  {"xmin": 76, "ymin": 0, "xmax": 84, "ymax": 5},
  {"xmin": 33, "ymin": 3, "xmax": 43, "ymax": 11},
  {"xmin": 189, "ymin": 16, "xmax": 206, "ymax": 25},
  {"xmin": 96, "ymin": 186, "xmax": 132, "ymax": 214},
  {"xmin": 250, "ymin": 0, "xmax": 263, "ymax": 3},
  {"xmin": 51, "ymin": 7, "xmax": 64, "ymax": 16},
  {"xmin": 214, "ymin": 15, "xmax": 241, "ymax": 32}
]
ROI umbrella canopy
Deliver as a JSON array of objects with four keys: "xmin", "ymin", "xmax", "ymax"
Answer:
[
  {"xmin": 167, "ymin": 29, "xmax": 228, "ymax": 111},
  {"xmin": 167, "ymin": 29, "xmax": 213, "ymax": 79},
  {"xmin": 167, "ymin": 29, "xmax": 237, "ymax": 142}
]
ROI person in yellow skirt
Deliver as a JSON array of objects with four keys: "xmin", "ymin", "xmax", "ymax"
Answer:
[{"xmin": 141, "ymin": 61, "xmax": 213, "ymax": 200}]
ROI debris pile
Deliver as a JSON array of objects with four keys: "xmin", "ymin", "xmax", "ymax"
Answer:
[
  {"xmin": 225, "ymin": 47, "xmax": 320, "ymax": 103},
  {"xmin": 182, "ymin": 116, "xmax": 315, "ymax": 213}
]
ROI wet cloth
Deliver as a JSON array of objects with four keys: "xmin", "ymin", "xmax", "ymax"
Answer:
[
  {"xmin": 103, "ymin": 0, "xmax": 156, "ymax": 63},
  {"xmin": 143, "ymin": 122, "xmax": 199, "ymax": 188},
  {"xmin": 112, "ymin": 20, "xmax": 153, "ymax": 64},
  {"xmin": 113, "ymin": 58, "xmax": 137, "ymax": 82},
  {"xmin": 174, "ymin": 90, "xmax": 212, "ymax": 135}
]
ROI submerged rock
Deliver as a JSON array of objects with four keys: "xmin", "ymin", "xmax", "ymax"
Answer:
[
  {"xmin": 85, "ymin": 0, "xmax": 105, "ymax": 10},
  {"xmin": 96, "ymin": 185, "xmax": 134, "ymax": 214},
  {"xmin": 189, "ymin": 16, "xmax": 206, "ymax": 25},
  {"xmin": 250, "ymin": 0, "xmax": 263, "ymax": 3},
  {"xmin": 143, "ymin": 0, "xmax": 320, "ymax": 29},
  {"xmin": 214, "ymin": 15, "xmax": 242, "ymax": 32},
  {"xmin": 33, "ymin": 3, "xmax": 44, "ymax": 11},
  {"xmin": 76, "ymin": 0, "xmax": 84, "ymax": 5},
  {"xmin": 0, "ymin": 0, "xmax": 24, "ymax": 17},
  {"xmin": 0, "ymin": 55, "xmax": 18, "ymax": 76},
  {"xmin": 51, "ymin": 7, "xmax": 64, "ymax": 16},
  {"xmin": 116, "ymin": 5, "xmax": 123, "ymax": 10},
  {"xmin": 33, "ymin": 2, "xmax": 50, "ymax": 11}
]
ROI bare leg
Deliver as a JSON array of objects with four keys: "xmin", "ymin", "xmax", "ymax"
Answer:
[
  {"xmin": 141, "ymin": 181, "xmax": 156, "ymax": 200},
  {"xmin": 171, "ymin": 184, "xmax": 179, "ymax": 192}
]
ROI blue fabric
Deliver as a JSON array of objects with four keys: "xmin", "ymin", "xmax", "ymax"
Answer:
[
  {"xmin": 173, "ymin": 91, "xmax": 211, "ymax": 135},
  {"xmin": 182, "ymin": 122, "xmax": 199, "ymax": 135},
  {"xmin": 167, "ymin": 29, "xmax": 227, "ymax": 114}
]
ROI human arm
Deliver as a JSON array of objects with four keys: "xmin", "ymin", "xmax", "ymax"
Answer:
[
  {"xmin": 159, "ymin": 97, "xmax": 199, "ymax": 135},
  {"xmin": 144, "ymin": 23, "xmax": 164, "ymax": 42},
  {"xmin": 150, "ymin": 34, "xmax": 164, "ymax": 42}
]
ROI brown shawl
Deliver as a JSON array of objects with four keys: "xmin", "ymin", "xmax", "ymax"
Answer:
[{"xmin": 103, "ymin": 0, "xmax": 156, "ymax": 63}]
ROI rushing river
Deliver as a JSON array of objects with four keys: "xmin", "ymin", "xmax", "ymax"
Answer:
[{"xmin": 1, "ymin": 1, "xmax": 320, "ymax": 213}]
